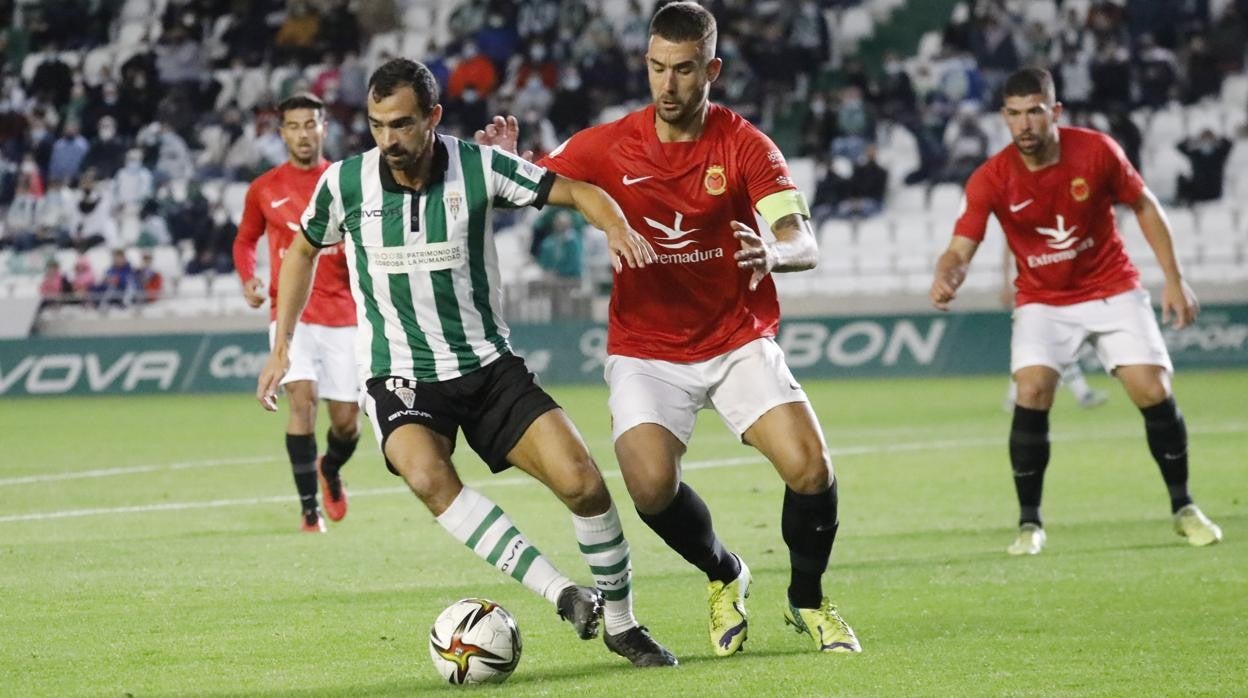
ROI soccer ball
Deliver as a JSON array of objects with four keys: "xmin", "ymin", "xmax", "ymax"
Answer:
[{"xmin": 428, "ymin": 598, "xmax": 522, "ymax": 685}]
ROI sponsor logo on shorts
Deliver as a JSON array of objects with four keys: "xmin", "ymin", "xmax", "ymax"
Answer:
[{"xmin": 388, "ymin": 408, "xmax": 433, "ymax": 422}]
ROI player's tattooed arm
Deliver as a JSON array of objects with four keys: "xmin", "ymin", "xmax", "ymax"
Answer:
[{"xmin": 733, "ymin": 213, "xmax": 817, "ymax": 291}]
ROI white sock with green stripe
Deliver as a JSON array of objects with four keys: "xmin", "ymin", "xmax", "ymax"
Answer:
[
  {"xmin": 573, "ymin": 504, "xmax": 636, "ymax": 635},
  {"xmin": 436, "ymin": 486, "xmax": 572, "ymax": 605}
]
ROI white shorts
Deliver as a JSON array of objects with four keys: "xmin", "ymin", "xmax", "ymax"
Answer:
[
  {"xmin": 604, "ymin": 337, "xmax": 808, "ymax": 443},
  {"xmin": 1011, "ymin": 288, "xmax": 1172, "ymax": 376},
  {"xmin": 268, "ymin": 321, "xmax": 360, "ymax": 402}
]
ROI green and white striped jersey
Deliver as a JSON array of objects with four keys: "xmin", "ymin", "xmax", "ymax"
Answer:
[{"xmin": 301, "ymin": 134, "xmax": 555, "ymax": 382}]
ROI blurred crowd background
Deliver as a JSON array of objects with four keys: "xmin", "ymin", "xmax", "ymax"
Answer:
[{"xmin": 1, "ymin": 0, "xmax": 1245, "ymax": 322}]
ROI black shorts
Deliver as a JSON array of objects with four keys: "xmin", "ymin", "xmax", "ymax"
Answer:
[{"xmin": 364, "ymin": 353, "xmax": 560, "ymax": 475}]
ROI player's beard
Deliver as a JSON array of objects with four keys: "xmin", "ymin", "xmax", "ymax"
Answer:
[
  {"xmin": 1012, "ymin": 130, "xmax": 1048, "ymax": 156},
  {"xmin": 655, "ymin": 92, "xmax": 704, "ymax": 129},
  {"xmin": 291, "ymin": 143, "xmax": 317, "ymax": 168}
]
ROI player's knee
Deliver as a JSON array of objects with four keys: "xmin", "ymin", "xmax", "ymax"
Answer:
[
  {"xmin": 331, "ymin": 417, "xmax": 360, "ymax": 442},
  {"xmin": 783, "ymin": 445, "xmax": 833, "ymax": 495},
  {"xmin": 1014, "ymin": 381, "xmax": 1056, "ymax": 409},
  {"xmin": 396, "ymin": 458, "xmax": 457, "ymax": 509},
  {"xmin": 553, "ymin": 458, "xmax": 610, "ymax": 515}
]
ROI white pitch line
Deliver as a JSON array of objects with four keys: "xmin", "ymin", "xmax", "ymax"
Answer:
[{"xmin": 3, "ymin": 422, "xmax": 1245, "ymax": 524}]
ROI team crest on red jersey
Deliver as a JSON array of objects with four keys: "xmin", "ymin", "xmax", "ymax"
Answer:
[
  {"xmin": 1070, "ymin": 177, "xmax": 1090, "ymax": 202},
  {"xmin": 704, "ymin": 165, "xmax": 727, "ymax": 195}
]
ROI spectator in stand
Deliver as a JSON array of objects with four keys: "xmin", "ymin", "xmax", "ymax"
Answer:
[
  {"xmin": 1107, "ymin": 111, "xmax": 1143, "ymax": 174},
  {"xmin": 1136, "ymin": 34, "xmax": 1178, "ymax": 109},
  {"xmin": 47, "ymin": 120, "xmax": 89, "ymax": 183},
  {"xmin": 877, "ymin": 51, "xmax": 917, "ymax": 122},
  {"xmin": 186, "ymin": 202, "xmax": 234, "ymax": 275},
  {"xmin": 114, "ymin": 148, "xmax": 154, "ymax": 209},
  {"xmin": 1090, "ymin": 40, "xmax": 1132, "ymax": 111},
  {"xmin": 1183, "ymin": 35, "xmax": 1222, "ymax": 104},
  {"xmin": 549, "ymin": 66, "xmax": 592, "ymax": 137},
  {"xmin": 839, "ymin": 145, "xmax": 889, "ymax": 219},
  {"xmin": 38, "ymin": 257, "xmax": 72, "ymax": 308},
  {"xmin": 142, "ymin": 120, "xmax": 195, "ymax": 184},
  {"xmin": 70, "ymin": 254, "xmax": 96, "ymax": 303},
  {"xmin": 74, "ymin": 167, "xmax": 117, "ymax": 251},
  {"xmin": 511, "ymin": 41, "xmax": 559, "ymax": 91},
  {"xmin": 82, "ymin": 115, "xmax": 128, "ymax": 178},
  {"xmin": 449, "ymin": 41, "xmax": 499, "ymax": 100},
  {"xmin": 274, "ymin": 1, "xmax": 322, "ymax": 64},
  {"xmin": 1176, "ymin": 129, "xmax": 1233, "ymax": 204},
  {"xmin": 81, "ymin": 81, "xmax": 135, "ymax": 139},
  {"xmin": 538, "ymin": 210, "xmax": 585, "ymax": 281},
  {"xmin": 98, "ymin": 248, "xmax": 137, "ymax": 307},
  {"xmin": 133, "ymin": 249, "xmax": 164, "ymax": 303},
  {"xmin": 36, "ymin": 177, "xmax": 78, "ymax": 246},
  {"xmin": 3, "ymin": 173, "xmax": 41, "ymax": 250},
  {"xmin": 941, "ymin": 107, "xmax": 989, "ymax": 184},
  {"xmin": 318, "ymin": 0, "xmax": 361, "ymax": 56}
]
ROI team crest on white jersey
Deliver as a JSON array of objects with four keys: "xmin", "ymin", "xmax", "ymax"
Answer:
[{"xmin": 445, "ymin": 190, "xmax": 463, "ymax": 220}]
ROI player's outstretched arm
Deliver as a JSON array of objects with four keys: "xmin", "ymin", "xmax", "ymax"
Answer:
[
  {"xmin": 1129, "ymin": 188, "xmax": 1198, "ymax": 329},
  {"xmin": 473, "ymin": 114, "xmax": 533, "ymax": 160},
  {"xmin": 545, "ymin": 175, "xmax": 656, "ymax": 272},
  {"xmin": 930, "ymin": 236, "xmax": 979, "ymax": 311},
  {"xmin": 257, "ymin": 233, "xmax": 319, "ymax": 411},
  {"xmin": 733, "ymin": 214, "xmax": 817, "ymax": 291}
]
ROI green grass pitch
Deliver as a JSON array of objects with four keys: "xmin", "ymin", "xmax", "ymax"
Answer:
[{"xmin": 1, "ymin": 371, "xmax": 1244, "ymax": 696}]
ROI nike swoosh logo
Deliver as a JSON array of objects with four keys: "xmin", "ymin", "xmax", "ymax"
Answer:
[
  {"xmin": 1009, "ymin": 199, "xmax": 1034, "ymax": 213},
  {"xmin": 271, "ymin": 197, "xmax": 291, "ymax": 208},
  {"xmin": 622, "ymin": 175, "xmax": 653, "ymax": 186}
]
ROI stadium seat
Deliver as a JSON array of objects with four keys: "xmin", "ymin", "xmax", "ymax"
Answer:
[
  {"xmin": 1222, "ymin": 74, "xmax": 1248, "ymax": 111},
  {"xmin": 223, "ymin": 182, "xmax": 249, "ymax": 224},
  {"xmin": 836, "ymin": 6, "xmax": 876, "ymax": 49},
  {"xmin": 928, "ymin": 183, "xmax": 963, "ymax": 219}
]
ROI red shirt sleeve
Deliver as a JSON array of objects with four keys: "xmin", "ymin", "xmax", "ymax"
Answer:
[
  {"xmin": 736, "ymin": 123, "xmax": 796, "ymax": 205},
  {"xmin": 233, "ymin": 181, "xmax": 265, "ymax": 283},
  {"xmin": 1099, "ymin": 132, "xmax": 1146, "ymax": 205},
  {"xmin": 952, "ymin": 166, "xmax": 995, "ymax": 242},
  {"xmin": 537, "ymin": 129, "xmax": 597, "ymax": 183}
]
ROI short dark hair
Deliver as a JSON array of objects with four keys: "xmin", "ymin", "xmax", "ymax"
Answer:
[
  {"xmin": 1003, "ymin": 68, "xmax": 1056, "ymax": 102},
  {"xmin": 650, "ymin": 1, "xmax": 717, "ymax": 50},
  {"xmin": 368, "ymin": 58, "xmax": 439, "ymax": 114},
  {"xmin": 277, "ymin": 93, "xmax": 324, "ymax": 121}
]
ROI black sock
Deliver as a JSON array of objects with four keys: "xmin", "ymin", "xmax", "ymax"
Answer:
[
  {"xmin": 1140, "ymin": 397, "xmax": 1192, "ymax": 513},
  {"xmin": 321, "ymin": 428, "xmax": 358, "ymax": 476},
  {"xmin": 636, "ymin": 482, "xmax": 740, "ymax": 584},
  {"xmin": 1010, "ymin": 405, "xmax": 1050, "ymax": 526},
  {"xmin": 782, "ymin": 482, "xmax": 839, "ymax": 609},
  {"xmin": 285, "ymin": 433, "xmax": 319, "ymax": 512}
]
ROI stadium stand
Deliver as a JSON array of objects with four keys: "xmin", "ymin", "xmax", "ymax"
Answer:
[{"xmin": 1, "ymin": 0, "xmax": 1246, "ymax": 330}]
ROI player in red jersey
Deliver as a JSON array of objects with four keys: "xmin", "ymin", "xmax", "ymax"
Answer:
[
  {"xmin": 477, "ymin": 2, "xmax": 859, "ymax": 654},
  {"xmin": 233, "ymin": 94, "xmax": 360, "ymax": 533},
  {"xmin": 931, "ymin": 68, "xmax": 1222, "ymax": 555}
]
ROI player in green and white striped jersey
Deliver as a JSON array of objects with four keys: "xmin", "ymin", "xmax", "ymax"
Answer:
[{"xmin": 257, "ymin": 58, "xmax": 675, "ymax": 667}]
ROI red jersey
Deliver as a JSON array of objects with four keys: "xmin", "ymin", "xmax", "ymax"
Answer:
[
  {"xmin": 233, "ymin": 160, "xmax": 355, "ymax": 326},
  {"xmin": 539, "ymin": 104, "xmax": 795, "ymax": 361},
  {"xmin": 954, "ymin": 126, "xmax": 1145, "ymax": 306}
]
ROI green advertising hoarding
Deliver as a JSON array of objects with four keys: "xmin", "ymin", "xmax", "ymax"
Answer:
[{"xmin": 1, "ymin": 306, "xmax": 1245, "ymax": 397}]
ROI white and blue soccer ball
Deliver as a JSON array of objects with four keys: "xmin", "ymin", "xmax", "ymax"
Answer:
[{"xmin": 428, "ymin": 598, "xmax": 522, "ymax": 685}]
